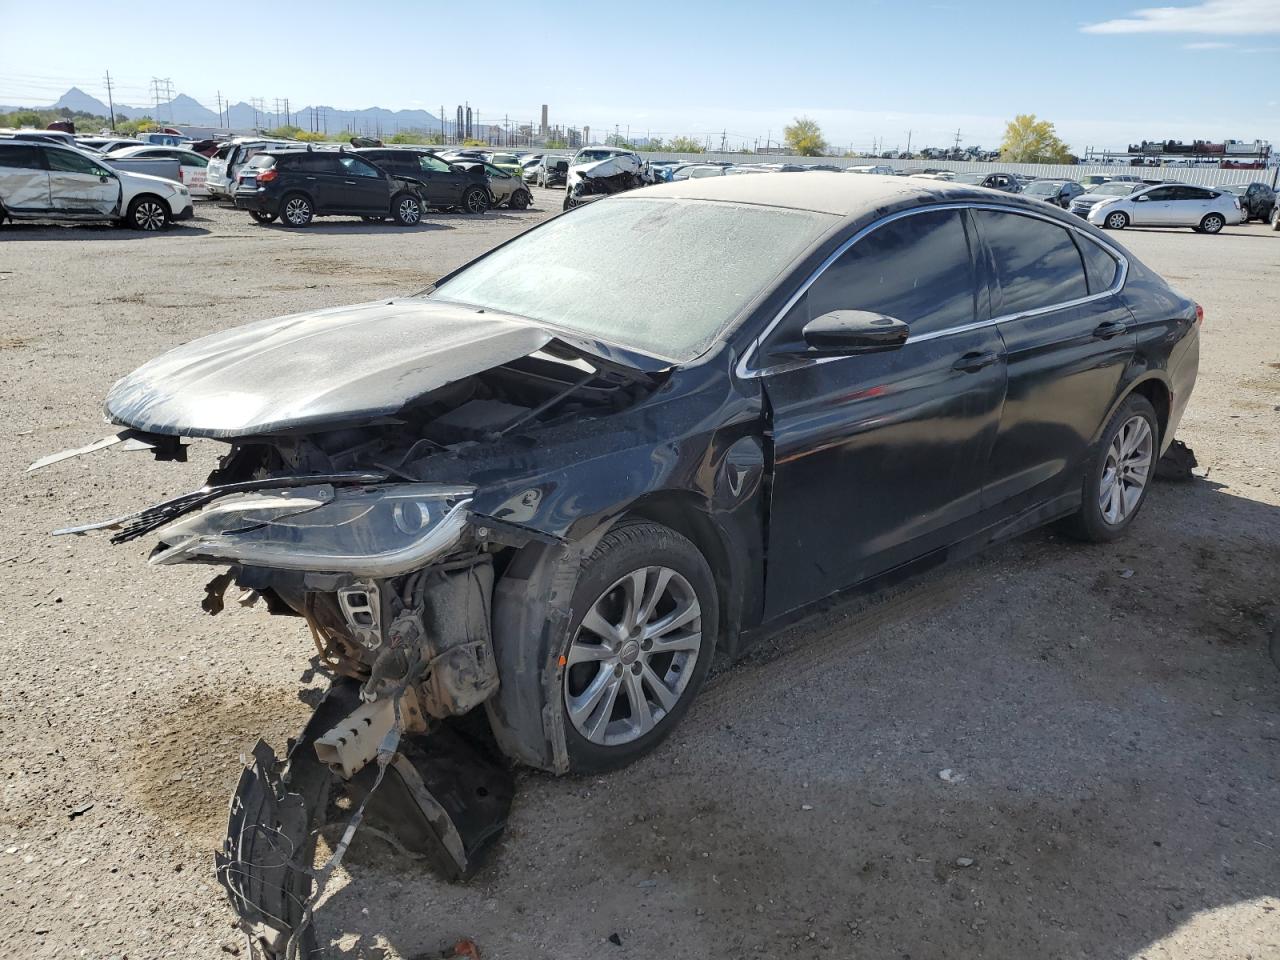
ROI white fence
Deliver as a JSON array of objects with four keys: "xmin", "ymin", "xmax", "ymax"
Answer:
[{"xmin": 638, "ymin": 152, "xmax": 1277, "ymax": 187}]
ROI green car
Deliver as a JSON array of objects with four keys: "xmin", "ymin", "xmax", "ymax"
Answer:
[{"xmin": 486, "ymin": 152, "xmax": 524, "ymax": 178}]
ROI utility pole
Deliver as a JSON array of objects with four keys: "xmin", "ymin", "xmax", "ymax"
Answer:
[
  {"xmin": 953, "ymin": 128, "xmax": 963, "ymax": 155},
  {"xmin": 250, "ymin": 98, "xmax": 264, "ymax": 130},
  {"xmin": 284, "ymin": 97, "xmax": 290, "ymax": 127},
  {"xmin": 720, "ymin": 129, "xmax": 727, "ymax": 152},
  {"xmin": 103, "ymin": 71, "xmax": 117, "ymax": 131},
  {"xmin": 905, "ymin": 129, "xmax": 912, "ymax": 157},
  {"xmin": 216, "ymin": 91, "xmax": 225, "ymax": 128}
]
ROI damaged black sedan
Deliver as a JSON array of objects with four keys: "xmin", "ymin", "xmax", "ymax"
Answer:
[{"xmin": 39, "ymin": 174, "xmax": 1199, "ymax": 955}]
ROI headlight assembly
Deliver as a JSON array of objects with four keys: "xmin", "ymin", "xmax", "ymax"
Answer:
[{"xmin": 149, "ymin": 483, "xmax": 475, "ymax": 576}]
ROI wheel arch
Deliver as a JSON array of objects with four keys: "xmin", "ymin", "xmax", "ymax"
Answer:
[{"xmin": 1097, "ymin": 372, "xmax": 1171, "ymax": 451}]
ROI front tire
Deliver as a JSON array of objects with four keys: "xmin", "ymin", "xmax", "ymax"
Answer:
[
  {"xmin": 1061, "ymin": 394, "xmax": 1158, "ymax": 543},
  {"xmin": 560, "ymin": 522, "xmax": 717, "ymax": 773},
  {"xmin": 1104, "ymin": 210, "xmax": 1129, "ymax": 230},
  {"xmin": 509, "ymin": 189, "xmax": 531, "ymax": 210},
  {"xmin": 127, "ymin": 195, "xmax": 169, "ymax": 231},
  {"xmin": 1199, "ymin": 213, "xmax": 1225, "ymax": 234},
  {"xmin": 249, "ymin": 210, "xmax": 277, "ymax": 224},
  {"xmin": 392, "ymin": 192, "xmax": 423, "ymax": 225}
]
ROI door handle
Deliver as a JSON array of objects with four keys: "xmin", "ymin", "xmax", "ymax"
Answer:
[
  {"xmin": 344, "ymin": 180, "xmax": 357, "ymax": 184},
  {"xmin": 1093, "ymin": 320, "xmax": 1128, "ymax": 340},
  {"xmin": 305, "ymin": 176, "xmax": 317, "ymax": 180},
  {"xmin": 953, "ymin": 351, "xmax": 1001, "ymax": 373}
]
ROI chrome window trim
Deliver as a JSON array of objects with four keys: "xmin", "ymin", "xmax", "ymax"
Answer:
[{"xmin": 737, "ymin": 201, "xmax": 1129, "ymax": 379}]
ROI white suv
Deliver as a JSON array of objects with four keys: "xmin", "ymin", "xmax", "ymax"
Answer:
[
  {"xmin": 0, "ymin": 140, "xmax": 192, "ymax": 230},
  {"xmin": 1087, "ymin": 182, "xmax": 1243, "ymax": 234}
]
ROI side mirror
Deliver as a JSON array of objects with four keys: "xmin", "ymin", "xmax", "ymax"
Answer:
[
  {"xmin": 1135, "ymin": 195, "xmax": 1149, "ymax": 202},
  {"xmin": 450, "ymin": 164, "xmax": 463, "ymax": 173},
  {"xmin": 798, "ymin": 310, "xmax": 910, "ymax": 356}
]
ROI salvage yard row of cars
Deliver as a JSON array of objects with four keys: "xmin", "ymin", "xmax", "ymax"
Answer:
[
  {"xmin": 33, "ymin": 171, "xmax": 1209, "ymax": 956},
  {"xmin": 2, "ymin": 127, "xmax": 1278, "ymax": 233}
]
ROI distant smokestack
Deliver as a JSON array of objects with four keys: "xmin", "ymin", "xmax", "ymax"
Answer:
[
  {"xmin": 540, "ymin": 104, "xmax": 548, "ymax": 136},
  {"xmin": 584, "ymin": 124, "xmax": 590, "ymax": 145}
]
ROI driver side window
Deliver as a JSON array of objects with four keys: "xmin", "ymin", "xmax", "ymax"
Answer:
[
  {"xmin": 47, "ymin": 149, "xmax": 108, "ymax": 176},
  {"xmin": 338, "ymin": 156, "xmax": 381, "ymax": 178},
  {"xmin": 418, "ymin": 154, "xmax": 451, "ymax": 173},
  {"xmin": 768, "ymin": 209, "xmax": 977, "ymax": 353}
]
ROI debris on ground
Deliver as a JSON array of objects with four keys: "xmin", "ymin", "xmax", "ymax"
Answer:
[
  {"xmin": 938, "ymin": 768, "xmax": 965, "ymax": 784},
  {"xmin": 1156, "ymin": 439, "xmax": 1198, "ymax": 481}
]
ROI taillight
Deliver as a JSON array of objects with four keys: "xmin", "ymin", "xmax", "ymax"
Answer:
[
  {"xmin": 1195, "ymin": 303, "xmax": 1204, "ymax": 327},
  {"xmin": 257, "ymin": 168, "xmax": 278, "ymax": 183}
]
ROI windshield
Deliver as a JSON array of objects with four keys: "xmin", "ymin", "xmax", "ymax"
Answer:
[
  {"xmin": 1024, "ymin": 181, "xmax": 1062, "ymax": 195},
  {"xmin": 428, "ymin": 197, "xmax": 837, "ymax": 362},
  {"xmin": 955, "ymin": 173, "xmax": 987, "ymax": 185},
  {"xmin": 575, "ymin": 149, "xmax": 622, "ymax": 164},
  {"xmin": 1091, "ymin": 182, "xmax": 1138, "ymax": 196}
]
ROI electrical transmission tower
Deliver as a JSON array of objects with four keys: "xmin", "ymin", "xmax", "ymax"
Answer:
[{"xmin": 150, "ymin": 77, "xmax": 174, "ymax": 124}]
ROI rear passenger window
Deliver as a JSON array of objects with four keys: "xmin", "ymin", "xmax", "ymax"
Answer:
[
  {"xmin": 1075, "ymin": 235, "xmax": 1119, "ymax": 294},
  {"xmin": 802, "ymin": 209, "xmax": 976, "ymax": 337},
  {"xmin": 976, "ymin": 211, "xmax": 1088, "ymax": 315},
  {"xmin": 0, "ymin": 144, "xmax": 43, "ymax": 169}
]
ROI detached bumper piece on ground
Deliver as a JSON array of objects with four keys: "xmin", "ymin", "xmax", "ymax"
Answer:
[{"xmin": 217, "ymin": 680, "xmax": 512, "ymax": 960}]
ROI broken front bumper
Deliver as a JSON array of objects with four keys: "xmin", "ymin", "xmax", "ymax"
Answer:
[{"xmin": 217, "ymin": 680, "xmax": 513, "ymax": 959}]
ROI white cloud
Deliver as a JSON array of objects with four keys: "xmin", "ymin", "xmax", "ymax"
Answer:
[
  {"xmin": 1082, "ymin": 0, "xmax": 1280, "ymax": 35},
  {"xmin": 1183, "ymin": 40, "xmax": 1234, "ymax": 47}
]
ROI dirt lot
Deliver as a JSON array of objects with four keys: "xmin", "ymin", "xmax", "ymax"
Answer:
[{"xmin": 1, "ymin": 195, "xmax": 1277, "ymax": 960}]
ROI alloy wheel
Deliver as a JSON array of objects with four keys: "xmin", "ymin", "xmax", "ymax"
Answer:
[
  {"xmin": 134, "ymin": 201, "xmax": 166, "ymax": 230},
  {"xmin": 564, "ymin": 566, "xmax": 702, "ymax": 747},
  {"xmin": 1106, "ymin": 212, "xmax": 1127, "ymax": 229},
  {"xmin": 285, "ymin": 198, "xmax": 311, "ymax": 225},
  {"xmin": 398, "ymin": 197, "xmax": 421, "ymax": 224},
  {"xmin": 464, "ymin": 189, "xmax": 487, "ymax": 214},
  {"xmin": 1099, "ymin": 415, "xmax": 1153, "ymax": 525},
  {"xmin": 1202, "ymin": 214, "xmax": 1223, "ymax": 234}
]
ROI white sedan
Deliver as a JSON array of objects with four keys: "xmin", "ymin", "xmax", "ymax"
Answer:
[
  {"xmin": 106, "ymin": 145, "xmax": 211, "ymax": 197},
  {"xmin": 1087, "ymin": 182, "xmax": 1243, "ymax": 234}
]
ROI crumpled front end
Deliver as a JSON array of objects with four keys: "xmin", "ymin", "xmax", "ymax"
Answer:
[{"xmin": 34, "ymin": 309, "xmax": 661, "ymax": 953}]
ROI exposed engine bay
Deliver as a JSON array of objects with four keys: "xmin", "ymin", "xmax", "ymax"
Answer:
[
  {"xmin": 35, "ymin": 308, "xmax": 665, "ymax": 958},
  {"xmin": 563, "ymin": 153, "xmax": 655, "ymax": 210}
]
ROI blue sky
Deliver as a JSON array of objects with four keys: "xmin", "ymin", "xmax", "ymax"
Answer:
[{"xmin": 1, "ymin": 0, "xmax": 1277, "ymax": 152}]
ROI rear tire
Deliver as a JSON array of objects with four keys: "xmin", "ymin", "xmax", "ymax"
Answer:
[
  {"xmin": 559, "ymin": 522, "xmax": 718, "ymax": 774},
  {"xmin": 249, "ymin": 210, "xmax": 277, "ymax": 224},
  {"xmin": 509, "ymin": 189, "xmax": 531, "ymax": 210},
  {"xmin": 280, "ymin": 193, "xmax": 313, "ymax": 227},
  {"xmin": 1061, "ymin": 394, "xmax": 1159, "ymax": 543},
  {"xmin": 1103, "ymin": 210, "xmax": 1128, "ymax": 230},
  {"xmin": 461, "ymin": 186, "xmax": 488, "ymax": 214},
  {"xmin": 127, "ymin": 195, "xmax": 169, "ymax": 231},
  {"xmin": 1198, "ymin": 213, "xmax": 1224, "ymax": 234}
]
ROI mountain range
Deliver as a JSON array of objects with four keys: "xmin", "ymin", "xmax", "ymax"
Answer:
[{"xmin": 2, "ymin": 86, "xmax": 457, "ymax": 136}]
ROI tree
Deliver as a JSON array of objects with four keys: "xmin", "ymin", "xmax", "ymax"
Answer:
[
  {"xmin": 999, "ymin": 114, "xmax": 1072, "ymax": 164},
  {"xmin": 667, "ymin": 135, "xmax": 704, "ymax": 154},
  {"xmin": 784, "ymin": 116, "xmax": 827, "ymax": 157}
]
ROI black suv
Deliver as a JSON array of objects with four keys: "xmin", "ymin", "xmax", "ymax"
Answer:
[
  {"xmin": 354, "ymin": 147, "xmax": 491, "ymax": 214},
  {"xmin": 233, "ymin": 150, "xmax": 427, "ymax": 227}
]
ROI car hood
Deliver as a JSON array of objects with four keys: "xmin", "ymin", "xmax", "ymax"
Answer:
[
  {"xmin": 116, "ymin": 168, "xmax": 179, "ymax": 190},
  {"xmin": 105, "ymin": 299, "xmax": 554, "ymax": 438}
]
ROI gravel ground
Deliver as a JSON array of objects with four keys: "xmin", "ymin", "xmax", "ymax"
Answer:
[{"xmin": 1, "ymin": 196, "xmax": 1277, "ymax": 960}]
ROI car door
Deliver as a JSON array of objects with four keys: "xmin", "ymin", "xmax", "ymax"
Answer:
[
  {"xmin": 1169, "ymin": 185, "xmax": 1219, "ymax": 226},
  {"xmin": 333, "ymin": 154, "xmax": 391, "ymax": 213},
  {"xmin": 0, "ymin": 142, "xmax": 51, "ymax": 211},
  {"xmin": 972, "ymin": 208, "xmax": 1135, "ymax": 517},
  {"xmin": 1129, "ymin": 185, "xmax": 1176, "ymax": 225},
  {"xmin": 754, "ymin": 207, "xmax": 1007, "ymax": 617},
  {"xmin": 405, "ymin": 152, "xmax": 460, "ymax": 207},
  {"xmin": 45, "ymin": 147, "xmax": 120, "ymax": 214}
]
